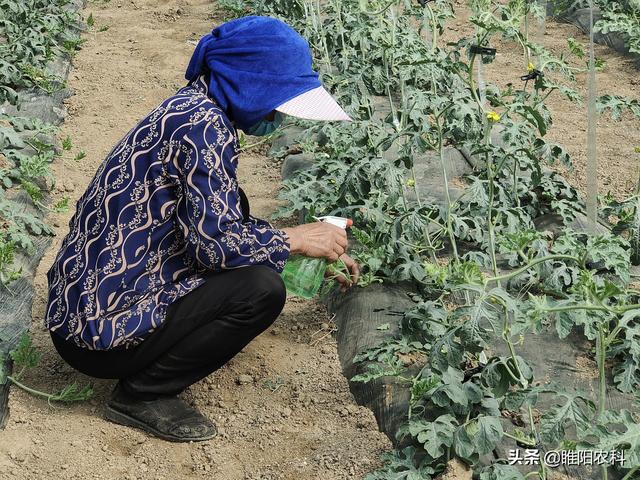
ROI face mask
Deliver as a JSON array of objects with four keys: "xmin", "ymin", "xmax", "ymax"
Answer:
[{"xmin": 244, "ymin": 111, "xmax": 284, "ymax": 136}]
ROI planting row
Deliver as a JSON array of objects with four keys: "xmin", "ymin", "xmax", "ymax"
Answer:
[
  {"xmin": 221, "ymin": 0, "xmax": 640, "ymax": 478},
  {"xmin": 0, "ymin": 0, "xmax": 88, "ymax": 425},
  {"xmin": 550, "ymin": 0, "xmax": 640, "ymax": 66}
]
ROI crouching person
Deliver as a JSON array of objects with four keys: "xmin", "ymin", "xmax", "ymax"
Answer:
[{"xmin": 45, "ymin": 16, "xmax": 358, "ymax": 442}]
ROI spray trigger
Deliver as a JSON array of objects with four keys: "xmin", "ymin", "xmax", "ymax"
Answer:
[{"xmin": 313, "ymin": 216, "xmax": 353, "ymax": 229}]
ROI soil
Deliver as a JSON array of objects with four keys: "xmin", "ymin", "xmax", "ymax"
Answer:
[
  {"xmin": 575, "ymin": 355, "xmax": 599, "ymax": 380},
  {"xmin": 1, "ymin": 0, "xmax": 639, "ymax": 479},
  {"xmin": 440, "ymin": 459, "xmax": 472, "ymax": 480},
  {"xmin": 0, "ymin": 1, "xmax": 389, "ymax": 479}
]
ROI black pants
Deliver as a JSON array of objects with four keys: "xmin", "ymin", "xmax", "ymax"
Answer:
[{"xmin": 51, "ymin": 266, "xmax": 286, "ymax": 399}]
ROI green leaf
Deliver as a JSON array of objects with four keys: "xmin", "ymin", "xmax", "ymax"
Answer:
[
  {"xmin": 10, "ymin": 333, "xmax": 41, "ymax": 371},
  {"xmin": 612, "ymin": 316, "xmax": 640, "ymax": 393},
  {"xmin": 52, "ymin": 382, "xmax": 94, "ymax": 402},
  {"xmin": 351, "ymin": 362, "xmax": 404, "ymax": 383},
  {"xmin": 582, "ymin": 410, "xmax": 640, "ymax": 469},
  {"xmin": 482, "ymin": 356, "xmax": 531, "ymax": 396},
  {"xmin": 478, "ymin": 464, "xmax": 526, "ymax": 480},
  {"xmin": 586, "ymin": 234, "xmax": 630, "ymax": 283},
  {"xmin": 61, "ymin": 136, "xmax": 73, "ymax": 151},
  {"xmin": 470, "ymin": 415, "xmax": 504, "ymax": 455},
  {"xmin": 453, "ymin": 425, "xmax": 474, "ymax": 459},
  {"xmin": 431, "ymin": 367, "xmax": 468, "ymax": 408},
  {"xmin": 613, "ymin": 357, "xmax": 639, "ymax": 394},
  {"xmin": 539, "ymin": 391, "xmax": 594, "ymax": 444},
  {"xmin": 365, "ymin": 446, "xmax": 435, "ymax": 480},
  {"xmin": 408, "ymin": 414, "xmax": 457, "ymax": 459},
  {"xmin": 597, "ymin": 95, "xmax": 640, "ymax": 121},
  {"xmin": 522, "ymin": 105, "xmax": 547, "ymax": 136},
  {"xmin": 555, "ymin": 309, "xmax": 580, "ymax": 339},
  {"xmin": 430, "ymin": 328, "xmax": 465, "ymax": 372},
  {"xmin": 567, "ymin": 38, "xmax": 585, "ymax": 59}
]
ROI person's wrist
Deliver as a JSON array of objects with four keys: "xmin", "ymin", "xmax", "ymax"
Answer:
[{"xmin": 281, "ymin": 227, "xmax": 302, "ymax": 254}]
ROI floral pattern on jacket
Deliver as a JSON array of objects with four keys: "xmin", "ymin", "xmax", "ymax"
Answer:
[{"xmin": 45, "ymin": 77, "xmax": 290, "ymax": 350}]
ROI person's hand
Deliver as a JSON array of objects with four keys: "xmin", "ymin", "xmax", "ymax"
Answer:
[
  {"xmin": 282, "ymin": 223, "xmax": 347, "ymax": 262},
  {"xmin": 326, "ymin": 253, "xmax": 360, "ymax": 292}
]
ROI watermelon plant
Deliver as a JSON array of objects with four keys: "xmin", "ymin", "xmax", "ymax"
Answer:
[
  {"xmin": 217, "ymin": 0, "xmax": 640, "ymax": 477},
  {"xmin": 4, "ymin": 333, "xmax": 93, "ymax": 404}
]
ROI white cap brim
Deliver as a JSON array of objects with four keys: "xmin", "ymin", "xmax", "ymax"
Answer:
[{"xmin": 275, "ymin": 86, "xmax": 352, "ymax": 121}]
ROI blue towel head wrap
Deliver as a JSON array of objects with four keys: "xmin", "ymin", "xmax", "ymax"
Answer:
[{"xmin": 185, "ymin": 16, "xmax": 322, "ymax": 131}]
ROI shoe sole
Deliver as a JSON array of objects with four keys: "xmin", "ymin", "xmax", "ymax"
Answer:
[{"xmin": 105, "ymin": 405, "xmax": 217, "ymax": 443}]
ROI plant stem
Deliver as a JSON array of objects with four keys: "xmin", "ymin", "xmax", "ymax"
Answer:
[
  {"xmin": 621, "ymin": 466, "xmax": 639, "ymax": 480},
  {"xmin": 240, "ymin": 135, "xmax": 275, "ymax": 152},
  {"xmin": 523, "ymin": 6, "xmax": 531, "ymax": 69},
  {"xmin": 541, "ymin": 303, "xmax": 640, "ymax": 315},
  {"xmin": 436, "ymin": 118, "xmax": 459, "ymax": 262},
  {"xmin": 467, "ymin": 32, "xmax": 490, "ymax": 111},
  {"xmin": 360, "ymin": 0, "xmax": 398, "ymax": 16},
  {"xmin": 389, "ymin": 5, "xmax": 397, "ymax": 80},
  {"xmin": 597, "ymin": 319, "xmax": 609, "ymax": 480},
  {"xmin": 504, "ymin": 332, "xmax": 528, "ymax": 387},
  {"xmin": 513, "ymin": 158, "xmax": 520, "ymax": 207},
  {"xmin": 315, "ymin": 0, "xmax": 331, "ymax": 69},
  {"xmin": 468, "ymin": 55, "xmax": 484, "ymax": 111},
  {"xmin": 503, "ymin": 431, "xmax": 536, "ymax": 446},
  {"xmin": 498, "ymin": 294, "xmax": 528, "ymax": 387},
  {"xmin": 410, "ymin": 164, "xmax": 439, "ymax": 262},
  {"xmin": 606, "ymin": 323, "xmax": 625, "ymax": 345},
  {"xmin": 485, "ymin": 254, "xmax": 579, "ymax": 284},
  {"xmin": 7, "ymin": 375, "xmax": 62, "ymax": 403},
  {"xmin": 485, "ymin": 127, "xmax": 499, "ymax": 276},
  {"xmin": 424, "ymin": 3, "xmax": 438, "ymax": 51},
  {"xmin": 14, "ymin": 364, "xmax": 27, "ymax": 381},
  {"xmin": 527, "ymin": 405, "xmax": 547, "ymax": 479},
  {"xmin": 597, "ymin": 323, "xmax": 607, "ymax": 417},
  {"xmin": 335, "ymin": 0, "xmax": 346, "ymax": 64}
]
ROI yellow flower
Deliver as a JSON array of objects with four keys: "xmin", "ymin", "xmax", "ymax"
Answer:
[
  {"xmin": 527, "ymin": 62, "xmax": 535, "ymax": 72},
  {"xmin": 406, "ymin": 178, "xmax": 416, "ymax": 187},
  {"xmin": 635, "ymin": 146, "xmax": 640, "ymax": 153},
  {"xmin": 486, "ymin": 111, "xmax": 501, "ymax": 122}
]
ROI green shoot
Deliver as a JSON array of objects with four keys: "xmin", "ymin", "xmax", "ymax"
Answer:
[
  {"xmin": 7, "ymin": 333, "xmax": 93, "ymax": 405},
  {"xmin": 52, "ymin": 196, "xmax": 70, "ymax": 213},
  {"xmin": 61, "ymin": 136, "xmax": 72, "ymax": 151}
]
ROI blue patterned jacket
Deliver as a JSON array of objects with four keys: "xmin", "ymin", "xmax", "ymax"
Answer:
[{"xmin": 45, "ymin": 76, "xmax": 290, "ymax": 350}]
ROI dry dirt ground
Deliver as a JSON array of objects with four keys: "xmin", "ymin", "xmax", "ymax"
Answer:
[
  {"xmin": 1, "ymin": 0, "xmax": 639, "ymax": 479},
  {"xmin": 0, "ymin": 1, "xmax": 390, "ymax": 479}
]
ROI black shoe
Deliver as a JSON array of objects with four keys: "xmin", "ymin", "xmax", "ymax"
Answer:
[{"xmin": 105, "ymin": 385, "xmax": 217, "ymax": 442}]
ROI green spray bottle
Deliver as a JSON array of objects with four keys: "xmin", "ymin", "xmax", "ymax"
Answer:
[{"xmin": 280, "ymin": 216, "xmax": 353, "ymax": 299}]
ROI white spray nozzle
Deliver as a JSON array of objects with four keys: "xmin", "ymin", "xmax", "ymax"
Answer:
[{"xmin": 314, "ymin": 216, "xmax": 353, "ymax": 230}]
